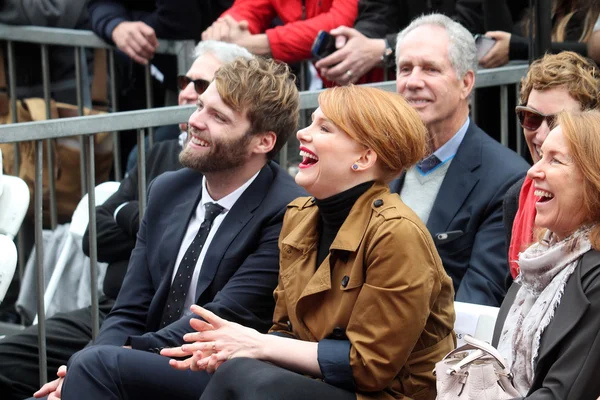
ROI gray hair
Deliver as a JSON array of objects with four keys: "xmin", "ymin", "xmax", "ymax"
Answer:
[
  {"xmin": 396, "ymin": 14, "xmax": 477, "ymax": 80},
  {"xmin": 192, "ymin": 40, "xmax": 254, "ymax": 64}
]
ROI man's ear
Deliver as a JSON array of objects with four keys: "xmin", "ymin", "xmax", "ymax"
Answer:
[
  {"xmin": 353, "ymin": 148, "xmax": 378, "ymax": 171},
  {"xmin": 460, "ymin": 70, "xmax": 475, "ymax": 100},
  {"xmin": 253, "ymin": 131, "xmax": 277, "ymax": 155}
]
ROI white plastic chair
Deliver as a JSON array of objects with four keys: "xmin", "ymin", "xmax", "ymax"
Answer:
[
  {"xmin": 32, "ymin": 181, "xmax": 120, "ymax": 324},
  {"xmin": 454, "ymin": 301, "xmax": 500, "ymax": 346},
  {"xmin": 0, "ymin": 149, "xmax": 30, "ymax": 304}
]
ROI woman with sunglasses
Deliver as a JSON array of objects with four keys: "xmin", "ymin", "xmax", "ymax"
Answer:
[{"xmin": 504, "ymin": 51, "xmax": 600, "ymax": 280}]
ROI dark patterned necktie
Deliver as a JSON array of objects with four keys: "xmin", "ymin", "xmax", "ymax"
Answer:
[
  {"xmin": 416, "ymin": 154, "xmax": 442, "ymax": 173},
  {"xmin": 160, "ymin": 202, "xmax": 225, "ymax": 327}
]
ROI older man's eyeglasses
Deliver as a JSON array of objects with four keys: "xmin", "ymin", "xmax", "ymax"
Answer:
[
  {"xmin": 515, "ymin": 106, "xmax": 557, "ymax": 131},
  {"xmin": 176, "ymin": 75, "xmax": 210, "ymax": 95}
]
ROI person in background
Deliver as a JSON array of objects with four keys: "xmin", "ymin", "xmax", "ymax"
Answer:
[
  {"xmin": 391, "ymin": 13, "xmax": 529, "ymax": 306},
  {"xmin": 0, "ymin": 41, "xmax": 253, "ymax": 400},
  {"xmin": 479, "ymin": 0, "xmax": 600, "ymax": 67},
  {"xmin": 164, "ymin": 84, "xmax": 455, "ymax": 400},
  {"xmin": 201, "ymin": 0, "xmax": 358, "ymax": 74},
  {"xmin": 496, "ymin": 110, "xmax": 600, "ymax": 399},
  {"xmin": 315, "ymin": 0, "xmax": 483, "ymax": 85},
  {"xmin": 503, "ymin": 51, "xmax": 600, "ymax": 280},
  {"xmin": 88, "ymin": 0, "xmax": 234, "ymax": 167}
]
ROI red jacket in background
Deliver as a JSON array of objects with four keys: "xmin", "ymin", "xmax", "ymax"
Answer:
[{"xmin": 222, "ymin": 0, "xmax": 358, "ymax": 64}]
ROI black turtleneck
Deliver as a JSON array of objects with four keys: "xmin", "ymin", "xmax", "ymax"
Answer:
[{"xmin": 314, "ymin": 181, "xmax": 375, "ymax": 266}]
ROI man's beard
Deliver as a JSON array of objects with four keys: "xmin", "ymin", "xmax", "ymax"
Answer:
[{"xmin": 179, "ymin": 130, "xmax": 253, "ymax": 173}]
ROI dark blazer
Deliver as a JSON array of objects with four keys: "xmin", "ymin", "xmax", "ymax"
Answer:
[
  {"xmin": 94, "ymin": 161, "xmax": 306, "ymax": 350},
  {"xmin": 390, "ymin": 122, "xmax": 529, "ymax": 306},
  {"xmin": 495, "ymin": 250, "xmax": 600, "ymax": 400},
  {"xmin": 82, "ymin": 139, "xmax": 183, "ymax": 300}
]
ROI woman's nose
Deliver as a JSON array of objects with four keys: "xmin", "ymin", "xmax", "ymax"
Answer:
[
  {"xmin": 296, "ymin": 126, "xmax": 312, "ymax": 142},
  {"xmin": 527, "ymin": 161, "xmax": 545, "ymax": 181}
]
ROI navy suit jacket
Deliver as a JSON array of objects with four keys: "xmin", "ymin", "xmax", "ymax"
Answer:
[
  {"xmin": 390, "ymin": 122, "xmax": 529, "ymax": 306},
  {"xmin": 95, "ymin": 161, "xmax": 306, "ymax": 350}
]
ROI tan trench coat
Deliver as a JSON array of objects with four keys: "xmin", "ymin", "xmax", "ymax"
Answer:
[{"xmin": 270, "ymin": 182, "xmax": 456, "ymax": 400}]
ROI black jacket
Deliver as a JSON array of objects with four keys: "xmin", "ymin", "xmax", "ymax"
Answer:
[
  {"xmin": 482, "ymin": 0, "xmax": 590, "ymax": 61},
  {"xmin": 88, "ymin": 0, "xmax": 232, "ymax": 43},
  {"xmin": 495, "ymin": 250, "xmax": 600, "ymax": 399},
  {"xmin": 82, "ymin": 138, "xmax": 183, "ymax": 299}
]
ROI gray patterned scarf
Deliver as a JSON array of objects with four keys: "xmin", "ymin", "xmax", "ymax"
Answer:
[{"xmin": 497, "ymin": 227, "xmax": 592, "ymax": 395}]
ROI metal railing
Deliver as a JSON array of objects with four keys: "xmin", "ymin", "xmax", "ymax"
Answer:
[
  {"xmin": 0, "ymin": 23, "xmax": 196, "ymax": 182},
  {"xmin": 0, "ymin": 62, "xmax": 529, "ymax": 384}
]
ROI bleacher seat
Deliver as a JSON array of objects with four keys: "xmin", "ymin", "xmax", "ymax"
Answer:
[
  {"xmin": 454, "ymin": 301, "xmax": 500, "ymax": 346},
  {"xmin": 0, "ymin": 149, "xmax": 30, "ymax": 304}
]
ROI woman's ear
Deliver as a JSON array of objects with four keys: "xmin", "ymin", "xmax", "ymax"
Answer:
[{"xmin": 352, "ymin": 148, "xmax": 378, "ymax": 171}]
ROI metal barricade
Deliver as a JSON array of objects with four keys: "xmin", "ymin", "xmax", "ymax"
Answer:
[
  {"xmin": 0, "ymin": 62, "xmax": 528, "ymax": 384},
  {"xmin": 0, "ymin": 24, "xmax": 195, "ymax": 307}
]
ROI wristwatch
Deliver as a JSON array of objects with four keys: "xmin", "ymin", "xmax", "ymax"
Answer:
[{"xmin": 381, "ymin": 38, "xmax": 394, "ymax": 67}]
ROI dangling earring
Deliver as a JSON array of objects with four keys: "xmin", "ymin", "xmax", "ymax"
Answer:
[{"xmin": 352, "ymin": 163, "xmax": 359, "ymax": 171}]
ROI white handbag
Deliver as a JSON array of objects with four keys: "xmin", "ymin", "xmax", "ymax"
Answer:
[{"xmin": 434, "ymin": 334, "xmax": 521, "ymax": 400}]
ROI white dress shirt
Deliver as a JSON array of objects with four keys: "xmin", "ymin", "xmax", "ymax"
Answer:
[{"xmin": 172, "ymin": 171, "xmax": 260, "ymax": 313}]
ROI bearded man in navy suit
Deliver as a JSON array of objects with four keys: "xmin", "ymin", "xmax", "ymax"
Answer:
[
  {"xmin": 391, "ymin": 14, "xmax": 529, "ymax": 307},
  {"xmin": 35, "ymin": 57, "xmax": 306, "ymax": 400}
]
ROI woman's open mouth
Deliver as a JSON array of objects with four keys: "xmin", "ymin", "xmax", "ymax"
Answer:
[{"xmin": 299, "ymin": 149, "xmax": 319, "ymax": 169}]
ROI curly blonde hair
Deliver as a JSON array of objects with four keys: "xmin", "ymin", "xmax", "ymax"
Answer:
[{"xmin": 519, "ymin": 51, "xmax": 600, "ymax": 109}]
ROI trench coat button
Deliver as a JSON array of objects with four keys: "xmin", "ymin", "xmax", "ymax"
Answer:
[
  {"xmin": 332, "ymin": 327, "xmax": 345, "ymax": 339},
  {"xmin": 373, "ymin": 199, "xmax": 384, "ymax": 207},
  {"xmin": 287, "ymin": 320, "xmax": 293, "ymax": 331},
  {"xmin": 341, "ymin": 275, "xmax": 350, "ymax": 288},
  {"xmin": 285, "ymin": 247, "xmax": 292, "ymax": 254}
]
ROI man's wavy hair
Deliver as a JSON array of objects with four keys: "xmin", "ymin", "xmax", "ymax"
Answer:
[
  {"xmin": 214, "ymin": 57, "xmax": 299, "ymax": 160},
  {"xmin": 520, "ymin": 51, "xmax": 600, "ymax": 109}
]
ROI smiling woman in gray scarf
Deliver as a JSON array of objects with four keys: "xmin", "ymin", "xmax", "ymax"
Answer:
[{"xmin": 497, "ymin": 109, "xmax": 600, "ymax": 399}]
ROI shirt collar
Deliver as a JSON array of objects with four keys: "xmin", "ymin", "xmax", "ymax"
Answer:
[
  {"xmin": 433, "ymin": 117, "xmax": 470, "ymax": 163},
  {"xmin": 200, "ymin": 169, "xmax": 261, "ymax": 212}
]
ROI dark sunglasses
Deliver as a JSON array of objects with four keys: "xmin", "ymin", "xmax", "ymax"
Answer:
[
  {"xmin": 515, "ymin": 106, "xmax": 557, "ymax": 131},
  {"xmin": 176, "ymin": 75, "xmax": 210, "ymax": 95}
]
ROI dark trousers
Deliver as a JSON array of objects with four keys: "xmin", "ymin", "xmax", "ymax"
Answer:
[
  {"xmin": 201, "ymin": 358, "xmax": 357, "ymax": 400},
  {"xmin": 0, "ymin": 297, "xmax": 114, "ymax": 400},
  {"xmin": 60, "ymin": 345, "xmax": 211, "ymax": 400}
]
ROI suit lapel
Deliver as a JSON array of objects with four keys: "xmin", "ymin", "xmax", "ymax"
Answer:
[
  {"xmin": 195, "ymin": 163, "xmax": 274, "ymax": 298},
  {"xmin": 426, "ymin": 123, "xmax": 481, "ymax": 235}
]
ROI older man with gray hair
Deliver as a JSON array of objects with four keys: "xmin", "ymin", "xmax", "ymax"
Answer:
[{"xmin": 390, "ymin": 14, "xmax": 529, "ymax": 307}]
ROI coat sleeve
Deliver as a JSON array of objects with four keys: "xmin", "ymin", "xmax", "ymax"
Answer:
[
  {"xmin": 455, "ymin": 169, "xmax": 526, "ymax": 307},
  {"xmin": 221, "ymin": 0, "xmax": 277, "ymax": 37},
  {"xmin": 268, "ymin": 0, "xmax": 357, "ymax": 63},
  {"xmin": 93, "ymin": 177, "xmax": 159, "ymax": 346},
  {"xmin": 127, "ymin": 203, "xmax": 286, "ymax": 350},
  {"xmin": 347, "ymin": 218, "xmax": 445, "ymax": 392},
  {"xmin": 82, "ymin": 168, "xmax": 138, "ymax": 264},
  {"xmin": 89, "ymin": 0, "xmax": 203, "ymax": 43},
  {"xmin": 223, "ymin": 0, "xmax": 358, "ymax": 63}
]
